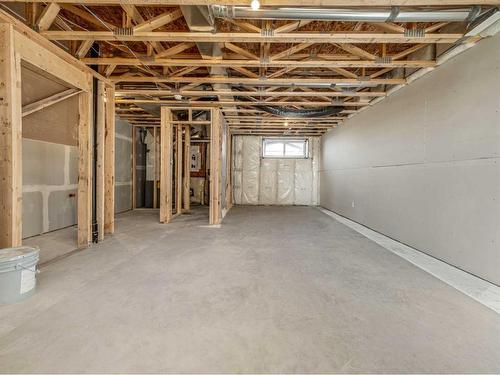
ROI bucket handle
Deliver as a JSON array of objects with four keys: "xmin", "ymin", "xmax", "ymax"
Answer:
[{"xmin": 15, "ymin": 264, "xmax": 40, "ymax": 274}]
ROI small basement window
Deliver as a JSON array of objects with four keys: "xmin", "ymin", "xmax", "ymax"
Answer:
[{"xmin": 262, "ymin": 138, "xmax": 309, "ymax": 159}]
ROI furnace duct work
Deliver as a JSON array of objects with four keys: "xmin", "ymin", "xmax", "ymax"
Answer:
[
  {"xmin": 256, "ymin": 105, "xmax": 343, "ymax": 118},
  {"xmin": 234, "ymin": 96, "xmax": 342, "ymax": 118},
  {"xmin": 211, "ymin": 5, "xmax": 481, "ymax": 23}
]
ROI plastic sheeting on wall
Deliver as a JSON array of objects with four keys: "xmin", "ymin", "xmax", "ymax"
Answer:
[
  {"xmin": 232, "ymin": 136, "xmax": 243, "ymax": 204},
  {"xmin": 232, "ymin": 136, "xmax": 320, "ymax": 205},
  {"xmin": 241, "ymin": 136, "xmax": 261, "ymax": 204}
]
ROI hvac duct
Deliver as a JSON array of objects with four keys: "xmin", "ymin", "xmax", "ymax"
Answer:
[{"xmin": 211, "ymin": 5, "xmax": 481, "ymax": 23}]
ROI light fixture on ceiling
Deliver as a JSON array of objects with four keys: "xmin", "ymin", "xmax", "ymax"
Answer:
[
  {"xmin": 174, "ymin": 94, "xmax": 183, "ymax": 101},
  {"xmin": 250, "ymin": 0, "xmax": 260, "ymax": 11}
]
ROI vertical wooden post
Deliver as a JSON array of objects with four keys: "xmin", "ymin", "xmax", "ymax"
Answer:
[
  {"xmin": 209, "ymin": 108, "xmax": 221, "ymax": 225},
  {"xmin": 153, "ymin": 126, "xmax": 157, "ymax": 209},
  {"xmin": 131, "ymin": 126, "xmax": 136, "ymax": 209},
  {"xmin": 96, "ymin": 81, "xmax": 105, "ymax": 241},
  {"xmin": 104, "ymin": 84, "xmax": 115, "ymax": 234},
  {"xmin": 226, "ymin": 131, "xmax": 233, "ymax": 211},
  {"xmin": 183, "ymin": 125, "xmax": 190, "ymax": 212},
  {"xmin": 160, "ymin": 107, "xmax": 173, "ymax": 223},
  {"xmin": 0, "ymin": 24, "xmax": 22, "ymax": 248},
  {"xmin": 78, "ymin": 89, "xmax": 92, "ymax": 248},
  {"xmin": 176, "ymin": 124, "xmax": 183, "ymax": 215}
]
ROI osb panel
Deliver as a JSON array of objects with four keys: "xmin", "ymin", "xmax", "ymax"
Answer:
[{"xmin": 23, "ymin": 95, "xmax": 79, "ymax": 147}]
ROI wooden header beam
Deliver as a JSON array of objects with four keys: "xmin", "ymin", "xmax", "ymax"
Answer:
[
  {"xmin": 82, "ymin": 57, "xmax": 436, "ymax": 69},
  {"xmin": 115, "ymin": 89, "xmax": 386, "ymax": 97},
  {"xmin": 116, "ymin": 99, "xmax": 369, "ymax": 106},
  {"xmin": 111, "ymin": 76, "xmax": 406, "ymax": 85},
  {"xmin": 42, "ymin": 31, "xmax": 465, "ymax": 44}
]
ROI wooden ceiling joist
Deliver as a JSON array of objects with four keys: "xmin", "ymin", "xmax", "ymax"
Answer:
[
  {"xmin": 111, "ymin": 76, "xmax": 406, "ymax": 85},
  {"xmin": 3, "ymin": 0, "xmax": 492, "ymax": 136},
  {"xmin": 41, "ymin": 31, "xmax": 466, "ymax": 44},
  {"xmin": 115, "ymin": 89, "xmax": 386, "ymax": 98},
  {"xmin": 82, "ymin": 57, "xmax": 436, "ymax": 68}
]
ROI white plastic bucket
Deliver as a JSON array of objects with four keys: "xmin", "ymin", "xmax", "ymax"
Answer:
[{"xmin": 0, "ymin": 246, "xmax": 40, "ymax": 304}]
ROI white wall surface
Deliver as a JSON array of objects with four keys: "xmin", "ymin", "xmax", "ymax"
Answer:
[
  {"xmin": 233, "ymin": 136, "xmax": 320, "ymax": 205},
  {"xmin": 320, "ymin": 33, "xmax": 500, "ymax": 285}
]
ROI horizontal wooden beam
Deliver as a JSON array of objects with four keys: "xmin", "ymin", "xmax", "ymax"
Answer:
[
  {"xmin": 115, "ymin": 89, "xmax": 386, "ymax": 97},
  {"xmin": 115, "ymin": 99, "xmax": 368, "ymax": 107},
  {"xmin": 42, "ymin": 31, "xmax": 464, "ymax": 44},
  {"xmin": 83, "ymin": 57, "xmax": 435, "ymax": 68},
  {"xmin": 111, "ymin": 76, "xmax": 406, "ymax": 85}
]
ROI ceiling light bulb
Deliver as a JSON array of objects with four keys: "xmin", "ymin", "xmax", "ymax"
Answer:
[
  {"xmin": 250, "ymin": 0, "xmax": 260, "ymax": 11},
  {"xmin": 174, "ymin": 94, "xmax": 182, "ymax": 101}
]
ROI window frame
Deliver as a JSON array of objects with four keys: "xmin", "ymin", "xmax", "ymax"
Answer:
[{"xmin": 261, "ymin": 138, "xmax": 309, "ymax": 159}]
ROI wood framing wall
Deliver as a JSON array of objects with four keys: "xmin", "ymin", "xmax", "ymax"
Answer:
[
  {"xmin": 159, "ymin": 107, "xmax": 229, "ymax": 226},
  {"xmin": 0, "ymin": 23, "xmax": 22, "ymax": 248},
  {"xmin": 0, "ymin": 10, "xmax": 115, "ymax": 249}
]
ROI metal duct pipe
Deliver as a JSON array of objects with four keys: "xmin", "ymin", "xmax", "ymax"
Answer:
[
  {"xmin": 211, "ymin": 5, "xmax": 481, "ymax": 23},
  {"xmin": 234, "ymin": 96, "xmax": 342, "ymax": 118}
]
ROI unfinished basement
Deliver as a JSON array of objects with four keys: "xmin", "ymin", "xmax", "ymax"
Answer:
[{"xmin": 0, "ymin": 0, "xmax": 499, "ymax": 373}]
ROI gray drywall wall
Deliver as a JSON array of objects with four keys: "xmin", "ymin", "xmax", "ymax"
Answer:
[
  {"xmin": 115, "ymin": 118, "xmax": 133, "ymax": 213},
  {"xmin": 320, "ymin": 33, "xmax": 500, "ymax": 285},
  {"xmin": 22, "ymin": 139, "xmax": 78, "ymax": 238}
]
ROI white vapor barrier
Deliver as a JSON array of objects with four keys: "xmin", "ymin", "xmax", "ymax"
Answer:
[
  {"xmin": 260, "ymin": 158, "xmax": 278, "ymax": 204},
  {"xmin": 233, "ymin": 136, "xmax": 320, "ymax": 205},
  {"xmin": 241, "ymin": 136, "xmax": 261, "ymax": 204},
  {"xmin": 232, "ymin": 136, "xmax": 243, "ymax": 203},
  {"xmin": 295, "ymin": 159, "xmax": 313, "ymax": 205},
  {"xmin": 277, "ymin": 159, "xmax": 295, "ymax": 204}
]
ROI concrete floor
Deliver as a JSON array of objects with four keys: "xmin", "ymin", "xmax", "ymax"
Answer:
[{"xmin": 1, "ymin": 206, "xmax": 499, "ymax": 373}]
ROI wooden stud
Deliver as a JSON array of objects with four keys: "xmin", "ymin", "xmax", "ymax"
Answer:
[
  {"xmin": 96, "ymin": 81, "xmax": 106, "ymax": 241},
  {"xmin": 226, "ymin": 131, "xmax": 232, "ymax": 212},
  {"xmin": 209, "ymin": 108, "xmax": 221, "ymax": 225},
  {"xmin": 176, "ymin": 124, "xmax": 183, "ymax": 215},
  {"xmin": 78, "ymin": 90, "xmax": 92, "ymax": 247},
  {"xmin": 132, "ymin": 125, "xmax": 136, "ymax": 209},
  {"xmin": 0, "ymin": 24, "xmax": 22, "ymax": 248},
  {"xmin": 104, "ymin": 84, "xmax": 115, "ymax": 234},
  {"xmin": 183, "ymin": 125, "xmax": 190, "ymax": 212},
  {"xmin": 160, "ymin": 107, "xmax": 173, "ymax": 223},
  {"xmin": 153, "ymin": 126, "xmax": 157, "ymax": 209}
]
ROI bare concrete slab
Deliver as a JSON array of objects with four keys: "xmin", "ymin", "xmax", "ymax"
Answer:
[{"xmin": 1, "ymin": 206, "xmax": 499, "ymax": 373}]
